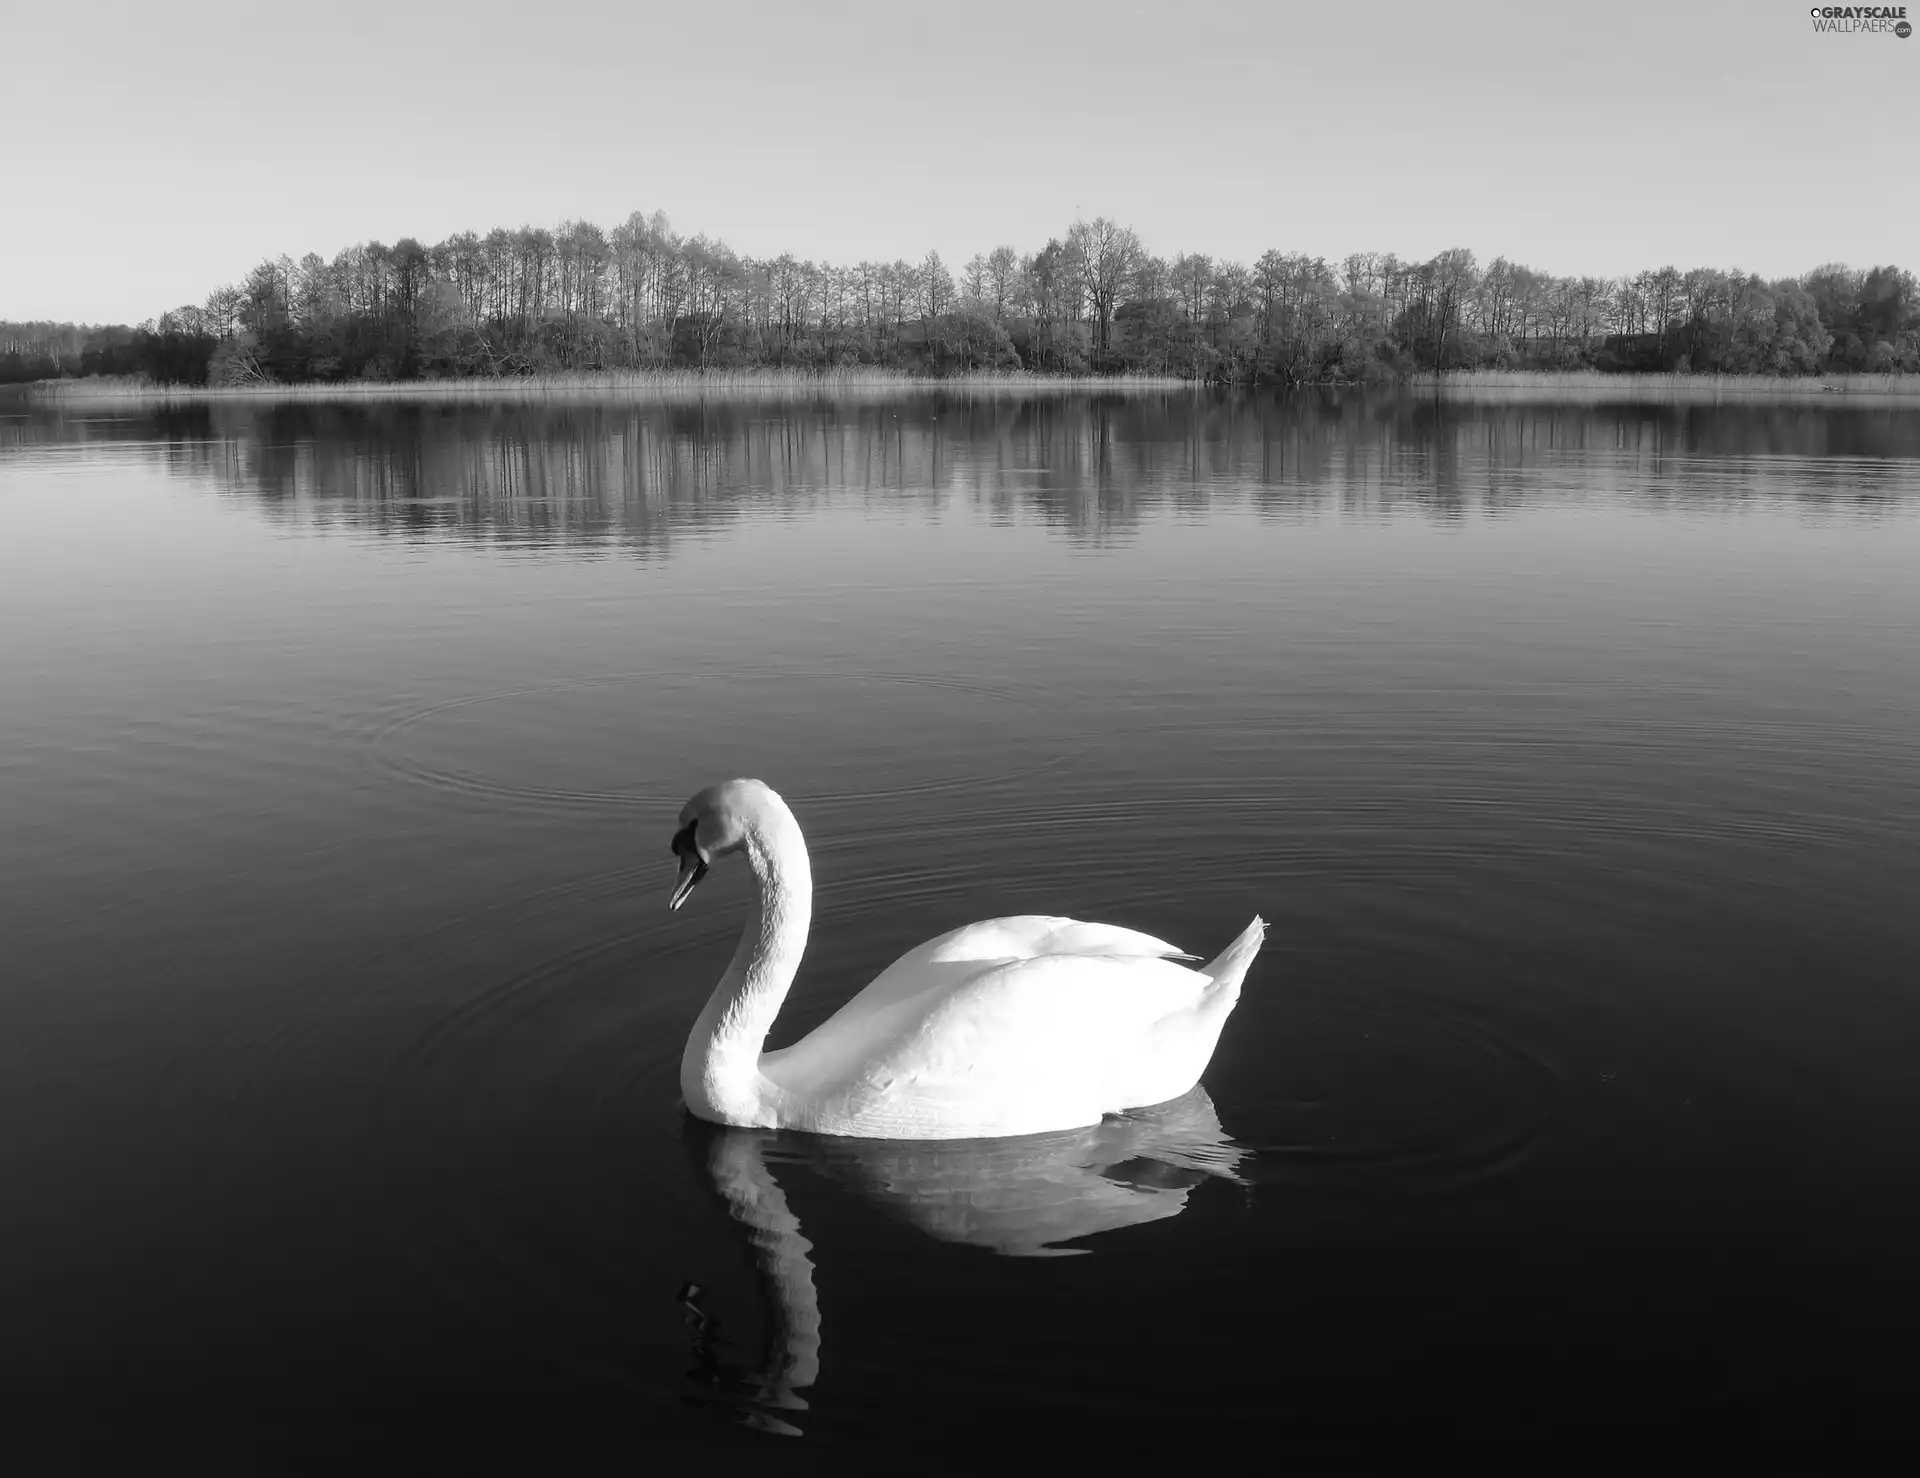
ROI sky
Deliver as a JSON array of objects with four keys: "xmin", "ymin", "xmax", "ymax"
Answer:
[{"xmin": 5, "ymin": 0, "xmax": 1917, "ymax": 323}]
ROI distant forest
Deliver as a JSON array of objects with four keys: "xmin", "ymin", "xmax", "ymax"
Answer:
[{"xmin": 4, "ymin": 212, "xmax": 1917, "ymax": 386}]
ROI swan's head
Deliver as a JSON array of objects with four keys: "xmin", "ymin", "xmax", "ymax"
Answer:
[{"xmin": 669, "ymin": 778, "xmax": 778, "ymax": 911}]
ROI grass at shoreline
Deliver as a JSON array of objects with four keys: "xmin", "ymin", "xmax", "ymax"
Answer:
[
  {"xmin": 1408, "ymin": 369, "xmax": 1920, "ymax": 402},
  {"xmin": 23, "ymin": 366, "xmax": 1920, "ymax": 408},
  {"xmin": 26, "ymin": 367, "xmax": 1195, "ymax": 406}
]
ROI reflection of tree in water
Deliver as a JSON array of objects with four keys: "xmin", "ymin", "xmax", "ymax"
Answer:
[
  {"xmin": 677, "ymin": 1088, "xmax": 1246, "ymax": 1437},
  {"xmin": 18, "ymin": 393, "xmax": 1918, "ymax": 544}
]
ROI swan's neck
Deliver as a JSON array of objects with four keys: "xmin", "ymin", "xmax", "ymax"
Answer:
[{"xmin": 680, "ymin": 801, "xmax": 812, "ymax": 1126}]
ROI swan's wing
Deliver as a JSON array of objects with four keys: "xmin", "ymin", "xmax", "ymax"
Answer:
[
  {"xmin": 921, "ymin": 915, "xmax": 1195, "ymax": 965},
  {"xmin": 763, "ymin": 916, "xmax": 1202, "ymax": 1114},
  {"xmin": 840, "ymin": 915, "xmax": 1193, "ymax": 1022},
  {"xmin": 884, "ymin": 952, "xmax": 1214, "ymax": 1136},
  {"xmin": 913, "ymin": 951, "xmax": 1210, "ymax": 1065},
  {"xmin": 771, "ymin": 952, "xmax": 1215, "ymax": 1138}
]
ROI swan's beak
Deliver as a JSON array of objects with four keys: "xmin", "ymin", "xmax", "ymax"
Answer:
[{"xmin": 669, "ymin": 854, "xmax": 709, "ymax": 912}]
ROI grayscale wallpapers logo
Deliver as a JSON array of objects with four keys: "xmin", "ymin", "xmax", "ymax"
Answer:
[{"xmin": 1809, "ymin": 5, "xmax": 1912, "ymax": 34}]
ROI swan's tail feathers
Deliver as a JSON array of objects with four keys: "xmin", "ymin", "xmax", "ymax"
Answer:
[{"xmin": 1199, "ymin": 915, "xmax": 1267, "ymax": 1004}]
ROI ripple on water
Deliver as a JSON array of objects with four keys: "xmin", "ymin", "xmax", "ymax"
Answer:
[
  {"xmin": 338, "ymin": 877, "xmax": 1570, "ymax": 1368},
  {"xmin": 276, "ymin": 666, "xmax": 1618, "ymax": 1412},
  {"xmin": 342, "ymin": 666, "xmax": 1097, "ymax": 819},
  {"xmin": 1243, "ymin": 981, "xmax": 1566, "ymax": 1206},
  {"xmin": 355, "ymin": 904, "xmax": 719, "ymax": 1392}
]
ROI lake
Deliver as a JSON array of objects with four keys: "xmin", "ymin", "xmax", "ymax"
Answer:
[{"xmin": 3, "ymin": 389, "xmax": 1919, "ymax": 1460}]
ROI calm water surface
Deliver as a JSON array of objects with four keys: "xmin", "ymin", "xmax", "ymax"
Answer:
[{"xmin": 3, "ymin": 391, "xmax": 1919, "ymax": 1459}]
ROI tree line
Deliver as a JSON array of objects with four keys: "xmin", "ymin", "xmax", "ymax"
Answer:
[{"xmin": 5, "ymin": 210, "xmax": 1916, "ymax": 386}]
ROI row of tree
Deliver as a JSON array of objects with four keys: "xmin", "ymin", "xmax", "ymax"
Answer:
[{"xmin": 5, "ymin": 211, "xmax": 1916, "ymax": 385}]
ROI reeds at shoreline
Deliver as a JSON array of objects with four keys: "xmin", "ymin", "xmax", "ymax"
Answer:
[
  {"xmin": 23, "ymin": 366, "xmax": 1920, "ymax": 408},
  {"xmin": 1406, "ymin": 369, "xmax": 1920, "ymax": 403},
  {"xmin": 25, "ymin": 367, "xmax": 1196, "ymax": 407}
]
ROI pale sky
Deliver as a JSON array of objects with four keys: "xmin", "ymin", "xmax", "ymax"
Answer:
[{"xmin": 5, "ymin": 0, "xmax": 1916, "ymax": 323}]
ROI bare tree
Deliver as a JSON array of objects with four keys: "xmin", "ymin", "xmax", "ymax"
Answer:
[
  {"xmin": 960, "ymin": 253, "xmax": 988, "ymax": 303},
  {"xmin": 920, "ymin": 250, "xmax": 955, "ymax": 324},
  {"xmin": 985, "ymin": 246, "xmax": 1019, "ymax": 323},
  {"xmin": 1065, "ymin": 217, "xmax": 1142, "ymax": 357}
]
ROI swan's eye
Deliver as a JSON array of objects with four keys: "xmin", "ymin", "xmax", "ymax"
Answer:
[{"xmin": 671, "ymin": 820, "xmax": 699, "ymax": 857}]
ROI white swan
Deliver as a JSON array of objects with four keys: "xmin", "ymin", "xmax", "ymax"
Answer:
[{"xmin": 668, "ymin": 778, "xmax": 1265, "ymax": 1140}]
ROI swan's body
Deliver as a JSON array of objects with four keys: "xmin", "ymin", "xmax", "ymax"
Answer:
[{"xmin": 670, "ymin": 779, "xmax": 1265, "ymax": 1140}]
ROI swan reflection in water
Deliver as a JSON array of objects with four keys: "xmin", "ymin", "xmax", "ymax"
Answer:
[{"xmin": 678, "ymin": 1085, "xmax": 1247, "ymax": 1435}]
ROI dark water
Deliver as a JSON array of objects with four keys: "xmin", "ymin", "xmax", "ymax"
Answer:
[{"xmin": 3, "ymin": 391, "xmax": 1919, "ymax": 1460}]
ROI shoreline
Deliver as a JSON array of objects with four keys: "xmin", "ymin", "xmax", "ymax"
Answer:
[
  {"xmin": 17, "ymin": 367, "xmax": 1920, "ymax": 408},
  {"xmin": 1405, "ymin": 369, "xmax": 1920, "ymax": 404},
  {"xmin": 23, "ymin": 368, "xmax": 1194, "ymax": 407}
]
